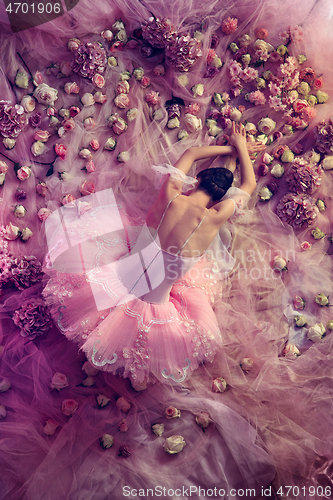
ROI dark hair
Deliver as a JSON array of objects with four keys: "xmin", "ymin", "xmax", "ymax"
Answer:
[{"xmin": 196, "ymin": 167, "xmax": 233, "ymax": 202}]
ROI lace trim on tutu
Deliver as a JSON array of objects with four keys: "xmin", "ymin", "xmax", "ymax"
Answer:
[{"xmin": 152, "ymin": 163, "xmax": 198, "ymax": 192}]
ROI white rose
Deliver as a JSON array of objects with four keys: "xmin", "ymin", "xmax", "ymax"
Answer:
[
  {"xmin": 184, "ymin": 113, "xmax": 202, "ymax": 133},
  {"xmin": 167, "ymin": 117, "xmax": 180, "ymax": 129},
  {"xmin": 211, "ymin": 56, "xmax": 223, "ymax": 68},
  {"xmin": 303, "ymin": 149, "xmax": 321, "ymax": 164},
  {"xmin": 133, "ymin": 67, "xmax": 144, "ymax": 80},
  {"xmin": 253, "ymin": 39, "xmax": 268, "ymax": 52},
  {"xmin": 33, "ymin": 83, "xmax": 58, "ymax": 106},
  {"xmin": 208, "ymin": 122, "xmax": 222, "ymax": 137},
  {"xmin": 151, "ymin": 423, "xmax": 165, "ymax": 436},
  {"xmin": 127, "ymin": 108, "xmax": 138, "ymax": 122},
  {"xmin": 81, "ymin": 93, "xmax": 95, "ymax": 106},
  {"xmin": 100, "ymin": 434, "xmax": 114, "ymax": 449},
  {"xmin": 104, "ymin": 137, "xmax": 117, "ymax": 150},
  {"xmin": 295, "ymin": 315, "xmax": 307, "ymax": 327},
  {"xmin": 0, "ymin": 404, "xmax": 6, "ymax": 418},
  {"xmin": 108, "ymin": 56, "xmax": 118, "ymax": 67},
  {"xmin": 307, "ymin": 323, "xmax": 326, "ymax": 342},
  {"xmin": 177, "ymin": 129, "xmax": 189, "ymax": 141},
  {"xmin": 271, "ymin": 163, "xmax": 285, "ymax": 178},
  {"xmin": 163, "ymin": 435, "xmax": 186, "ymax": 454},
  {"xmin": 258, "ymin": 186, "xmax": 273, "ymax": 201},
  {"xmin": 79, "ymin": 148, "xmax": 92, "ymax": 160},
  {"xmin": 112, "ymin": 20, "xmax": 125, "ymax": 32},
  {"xmin": 14, "ymin": 205, "xmax": 27, "ymax": 217},
  {"xmin": 193, "ymin": 30, "xmax": 204, "ymax": 41},
  {"xmin": 229, "ymin": 108, "xmax": 242, "ymax": 122},
  {"xmin": 272, "ymin": 255, "xmax": 287, "ymax": 271},
  {"xmin": 21, "ymin": 227, "xmax": 33, "ymax": 241},
  {"xmin": 321, "ymin": 156, "xmax": 333, "ymax": 170},
  {"xmin": 191, "ymin": 83, "xmax": 204, "ymax": 97},
  {"xmin": 101, "ymin": 30, "xmax": 114, "ymax": 42},
  {"xmin": 245, "ymin": 122, "xmax": 257, "ymax": 134},
  {"xmin": 31, "ymin": 141, "xmax": 46, "ymax": 157},
  {"xmin": 3, "ymin": 138, "xmax": 16, "ymax": 149},
  {"xmin": 177, "ymin": 74, "xmax": 189, "ymax": 87},
  {"xmin": 21, "ymin": 95, "xmax": 36, "ymax": 112},
  {"xmin": 283, "ymin": 344, "xmax": 300, "ymax": 358},
  {"xmin": 153, "ymin": 108, "xmax": 165, "ymax": 121},
  {"xmin": 0, "ymin": 378, "xmax": 11, "ymax": 392},
  {"xmin": 15, "ymin": 71, "xmax": 29, "ymax": 89},
  {"xmin": 257, "ymin": 117, "xmax": 276, "ymax": 135},
  {"xmin": 256, "ymin": 134, "xmax": 269, "ymax": 144},
  {"xmin": 117, "ymin": 151, "xmax": 130, "ymax": 162}
]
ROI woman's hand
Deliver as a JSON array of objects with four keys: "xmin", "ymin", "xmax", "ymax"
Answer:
[
  {"xmin": 246, "ymin": 140, "xmax": 266, "ymax": 155},
  {"xmin": 227, "ymin": 122, "xmax": 247, "ymax": 149}
]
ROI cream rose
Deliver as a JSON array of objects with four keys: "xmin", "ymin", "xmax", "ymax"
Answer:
[
  {"xmin": 315, "ymin": 293, "xmax": 329, "ymax": 306},
  {"xmin": 97, "ymin": 394, "xmax": 110, "ymax": 408},
  {"xmin": 117, "ymin": 151, "xmax": 130, "ymax": 162},
  {"xmin": 33, "ymin": 83, "xmax": 58, "ymax": 106},
  {"xmin": 191, "ymin": 83, "xmax": 204, "ymax": 97},
  {"xmin": 307, "ymin": 323, "xmax": 326, "ymax": 342},
  {"xmin": 14, "ymin": 205, "xmax": 27, "ymax": 217},
  {"xmin": 104, "ymin": 137, "xmax": 117, "ymax": 150},
  {"xmin": 31, "ymin": 141, "xmax": 46, "ymax": 157},
  {"xmin": 321, "ymin": 156, "xmax": 333, "ymax": 170},
  {"xmin": 195, "ymin": 411, "xmax": 211, "ymax": 428},
  {"xmin": 100, "ymin": 434, "xmax": 114, "ymax": 449},
  {"xmin": 164, "ymin": 406, "xmax": 181, "ymax": 419},
  {"xmin": 184, "ymin": 113, "xmax": 202, "ymax": 133},
  {"xmin": 167, "ymin": 117, "xmax": 180, "ymax": 129},
  {"xmin": 151, "ymin": 423, "xmax": 165, "ymax": 436},
  {"xmin": 163, "ymin": 435, "xmax": 186, "ymax": 454},
  {"xmin": 21, "ymin": 95, "xmax": 36, "ymax": 112},
  {"xmin": 21, "ymin": 227, "xmax": 33, "ymax": 241},
  {"xmin": 43, "ymin": 419, "xmax": 59, "ymax": 436},
  {"xmin": 51, "ymin": 372, "xmax": 69, "ymax": 391},
  {"xmin": 15, "ymin": 71, "xmax": 29, "ymax": 89},
  {"xmin": 81, "ymin": 93, "xmax": 95, "ymax": 106},
  {"xmin": 272, "ymin": 255, "xmax": 287, "ymax": 271},
  {"xmin": 114, "ymin": 93, "xmax": 130, "ymax": 108},
  {"xmin": 295, "ymin": 315, "xmax": 307, "ymax": 327},
  {"xmin": 0, "ymin": 161, "xmax": 8, "ymax": 174},
  {"xmin": 127, "ymin": 108, "xmax": 138, "ymax": 122},
  {"xmin": 257, "ymin": 117, "xmax": 276, "ymax": 135},
  {"xmin": 271, "ymin": 163, "xmax": 285, "ymax": 178},
  {"xmin": 3, "ymin": 138, "xmax": 16, "ymax": 149},
  {"xmin": 79, "ymin": 148, "xmax": 92, "ymax": 160},
  {"xmin": 240, "ymin": 357, "xmax": 254, "ymax": 372}
]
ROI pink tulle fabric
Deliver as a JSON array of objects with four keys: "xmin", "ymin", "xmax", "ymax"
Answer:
[{"xmin": 1, "ymin": 0, "xmax": 333, "ymax": 498}]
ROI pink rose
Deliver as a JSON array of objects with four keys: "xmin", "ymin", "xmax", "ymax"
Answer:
[
  {"xmin": 301, "ymin": 241, "xmax": 312, "ymax": 251},
  {"xmin": 64, "ymin": 82, "xmax": 80, "ymax": 94},
  {"xmin": 293, "ymin": 99, "xmax": 308, "ymax": 114},
  {"xmin": 43, "ymin": 419, "xmax": 59, "ymax": 436},
  {"xmin": 313, "ymin": 77, "xmax": 323, "ymax": 90},
  {"xmin": 255, "ymin": 28, "xmax": 268, "ymax": 39},
  {"xmin": 84, "ymin": 117, "xmax": 96, "ymax": 130},
  {"xmin": 283, "ymin": 344, "xmax": 300, "ymax": 359},
  {"xmin": 240, "ymin": 357, "xmax": 254, "ymax": 372},
  {"xmin": 81, "ymin": 93, "xmax": 95, "ymax": 106},
  {"xmin": 37, "ymin": 208, "xmax": 52, "ymax": 221},
  {"xmin": 36, "ymin": 182, "xmax": 48, "ymax": 196},
  {"xmin": 116, "ymin": 81, "xmax": 130, "ymax": 94},
  {"xmin": 67, "ymin": 38, "xmax": 80, "ymax": 52},
  {"xmin": 141, "ymin": 76, "xmax": 151, "ymax": 88},
  {"xmin": 145, "ymin": 91, "xmax": 161, "ymax": 106},
  {"xmin": 293, "ymin": 295, "xmax": 305, "ymax": 310},
  {"xmin": 301, "ymin": 106, "xmax": 316, "ymax": 123},
  {"xmin": 60, "ymin": 60, "xmax": 72, "ymax": 76},
  {"xmin": 92, "ymin": 74, "xmax": 105, "ymax": 88},
  {"xmin": 153, "ymin": 64, "xmax": 165, "ymax": 76},
  {"xmin": 90, "ymin": 139, "xmax": 100, "ymax": 151},
  {"xmin": 114, "ymin": 94, "xmax": 130, "ymax": 108},
  {"xmin": 62, "ymin": 399, "xmax": 78, "ymax": 417},
  {"xmin": 195, "ymin": 411, "xmax": 211, "ymax": 428},
  {"xmin": 17, "ymin": 166, "xmax": 31, "ymax": 181},
  {"xmin": 80, "ymin": 180, "xmax": 95, "ymax": 196},
  {"xmin": 77, "ymin": 201, "xmax": 92, "ymax": 216},
  {"xmin": 51, "ymin": 372, "xmax": 69, "ymax": 391},
  {"xmin": 164, "ymin": 406, "xmax": 181, "ymax": 419},
  {"xmin": 119, "ymin": 419, "xmax": 128, "ymax": 432},
  {"xmin": 61, "ymin": 194, "xmax": 76, "ymax": 206},
  {"xmin": 33, "ymin": 71, "xmax": 43, "ymax": 86},
  {"xmin": 63, "ymin": 118, "xmax": 76, "ymax": 132},
  {"xmin": 113, "ymin": 119, "xmax": 127, "ymax": 135},
  {"xmin": 94, "ymin": 92, "xmax": 107, "ymax": 104},
  {"xmin": 116, "ymin": 396, "xmax": 131, "ymax": 412},
  {"xmin": 85, "ymin": 160, "xmax": 96, "ymax": 173},
  {"xmin": 222, "ymin": 17, "xmax": 238, "ymax": 35},
  {"xmin": 69, "ymin": 106, "xmax": 81, "ymax": 117},
  {"xmin": 34, "ymin": 130, "xmax": 50, "ymax": 142},
  {"xmin": 4, "ymin": 222, "xmax": 20, "ymax": 240},
  {"xmin": 54, "ymin": 143, "xmax": 66, "ymax": 159},
  {"xmin": 82, "ymin": 360, "xmax": 99, "ymax": 376},
  {"xmin": 0, "ymin": 161, "xmax": 8, "ymax": 174},
  {"xmin": 212, "ymin": 377, "xmax": 227, "ymax": 393}
]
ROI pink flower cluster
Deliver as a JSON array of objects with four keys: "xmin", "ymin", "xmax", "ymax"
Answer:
[
  {"xmin": 8, "ymin": 255, "xmax": 43, "ymax": 290},
  {"xmin": 276, "ymin": 193, "xmax": 318, "ymax": 228},
  {"xmin": 314, "ymin": 119, "xmax": 333, "ymax": 154},
  {"xmin": 12, "ymin": 297, "xmax": 53, "ymax": 339},
  {"xmin": 285, "ymin": 158, "xmax": 323, "ymax": 195},
  {"xmin": 165, "ymin": 34, "xmax": 202, "ymax": 72},
  {"xmin": 141, "ymin": 17, "xmax": 177, "ymax": 48},
  {"xmin": 71, "ymin": 42, "xmax": 107, "ymax": 79},
  {"xmin": 0, "ymin": 103, "xmax": 27, "ymax": 139}
]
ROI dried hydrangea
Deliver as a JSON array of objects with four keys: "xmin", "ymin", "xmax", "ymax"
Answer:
[
  {"xmin": 285, "ymin": 158, "xmax": 323, "ymax": 195},
  {"xmin": 276, "ymin": 193, "xmax": 318, "ymax": 228},
  {"xmin": 141, "ymin": 17, "xmax": 176, "ymax": 48},
  {"xmin": 0, "ymin": 103, "xmax": 27, "ymax": 139},
  {"xmin": 314, "ymin": 119, "xmax": 333, "ymax": 155},
  {"xmin": 165, "ymin": 35, "xmax": 202, "ymax": 72},
  {"xmin": 9, "ymin": 255, "xmax": 43, "ymax": 290},
  {"xmin": 71, "ymin": 42, "xmax": 107, "ymax": 79},
  {"xmin": 12, "ymin": 297, "xmax": 53, "ymax": 339}
]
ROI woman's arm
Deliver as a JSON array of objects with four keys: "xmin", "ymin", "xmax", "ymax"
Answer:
[
  {"xmin": 173, "ymin": 145, "xmax": 237, "ymax": 175},
  {"xmin": 227, "ymin": 122, "xmax": 257, "ymax": 195}
]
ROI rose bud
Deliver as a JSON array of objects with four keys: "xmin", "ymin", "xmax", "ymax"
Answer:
[
  {"xmin": 80, "ymin": 180, "xmax": 95, "ymax": 196},
  {"xmin": 3, "ymin": 138, "xmax": 16, "ymax": 149},
  {"xmin": 307, "ymin": 323, "xmax": 326, "ymax": 342},
  {"xmin": 51, "ymin": 372, "xmax": 69, "ymax": 391},
  {"xmin": 101, "ymin": 29, "xmax": 113, "ymax": 42},
  {"xmin": 97, "ymin": 394, "xmax": 110, "ymax": 408},
  {"xmin": 15, "ymin": 71, "xmax": 29, "ymax": 89},
  {"xmin": 37, "ymin": 208, "xmax": 52, "ymax": 221},
  {"xmin": 212, "ymin": 377, "xmax": 227, "ymax": 393},
  {"xmin": 295, "ymin": 315, "xmax": 307, "ymax": 327},
  {"xmin": 0, "ymin": 404, "xmax": 6, "ymax": 419},
  {"xmin": 85, "ymin": 160, "xmax": 96, "ymax": 173},
  {"xmin": 94, "ymin": 92, "xmax": 107, "ymax": 104},
  {"xmin": 283, "ymin": 344, "xmax": 300, "ymax": 359},
  {"xmin": 114, "ymin": 94, "xmax": 130, "ymax": 108},
  {"xmin": 153, "ymin": 64, "xmax": 165, "ymax": 76},
  {"xmin": 69, "ymin": 106, "xmax": 81, "ymax": 117},
  {"xmin": 90, "ymin": 139, "xmax": 100, "ymax": 151},
  {"xmin": 15, "ymin": 188, "xmax": 27, "ymax": 201},
  {"xmin": 0, "ymin": 378, "xmax": 11, "ymax": 392},
  {"xmin": 326, "ymin": 321, "xmax": 333, "ymax": 331},
  {"xmin": 240, "ymin": 357, "xmax": 254, "ymax": 372},
  {"xmin": 151, "ymin": 423, "xmax": 165, "ymax": 436},
  {"xmin": 195, "ymin": 411, "xmax": 211, "ymax": 428},
  {"xmin": 116, "ymin": 396, "xmax": 131, "ymax": 412},
  {"xmin": 54, "ymin": 143, "xmax": 67, "ymax": 159},
  {"xmin": 119, "ymin": 419, "xmax": 128, "ymax": 432},
  {"xmin": 164, "ymin": 406, "xmax": 181, "ymax": 419},
  {"xmin": 21, "ymin": 227, "xmax": 33, "ymax": 241},
  {"xmin": 62, "ymin": 399, "xmax": 78, "ymax": 417},
  {"xmin": 14, "ymin": 205, "xmax": 27, "ymax": 218},
  {"xmin": 272, "ymin": 255, "xmax": 287, "ymax": 271},
  {"xmin": 104, "ymin": 137, "xmax": 117, "ymax": 150},
  {"xmin": 100, "ymin": 434, "xmax": 114, "ymax": 449},
  {"xmin": 83, "ymin": 117, "xmax": 96, "ymax": 130},
  {"xmin": 257, "ymin": 163, "xmax": 269, "ymax": 176},
  {"xmin": 64, "ymin": 82, "xmax": 80, "ymax": 94},
  {"xmin": 0, "ymin": 161, "xmax": 8, "ymax": 174},
  {"xmin": 43, "ymin": 419, "xmax": 59, "ymax": 436},
  {"xmin": 61, "ymin": 194, "xmax": 76, "ymax": 206},
  {"xmin": 67, "ymin": 37, "xmax": 80, "ymax": 51},
  {"xmin": 79, "ymin": 148, "xmax": 93, "ymax": 160},
  {"xmin": 108, "ymin": 56, "xmax": 118, "ymax": 67},
  {"xmin": 117, "ymin": 151, "xmax": 130, "ymax": 163},
  {"xmin": 118, "ymin": 444, "xmax": 131, "ymax": 457},
  {"xmin": 300, "ymin": 241, "xmax": 311, "ymax": 251},
  {"xmin": 82, "ymin": 376, "xmax": 95, "ymax": 387},
  {"xmin": 315, "ymin": 293, "xmax": 329, "ymax": 307}
]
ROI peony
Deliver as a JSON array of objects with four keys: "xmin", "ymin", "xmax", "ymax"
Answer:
[
  {"xmin": 0, "ymin": 379, "xmax": 11, "ymax": 392},
  {"xmin": 97, "ymin": 394, "xmax": 110, "ymax": 408},
  {"xmin": 31, "ymin": 141, "xmax": 46, "ymax": 157},
  {"xmin": 212, "ymin": 377, "xmax": 227, "ymax": 393},
  {"xmin": 12, "ymin": 297, "xmax": 52, "ymax": 338},
  {"xmin": 315, "ymin": 293, "xmax": 329, "ymax": 307},
  {"xmin": 257, "ymin": 117, "xmax": 276, "ymax": 135},
  {"xmin": 80, "ymin": 180, "xmax": 95, "ymax": 196},
  {"xmin": 92, "ymin": 74, "xmax": 105, "ymax": 88},
  {"xmin": 51, "ymin": 372, "xmax": 69, "ymax": 391},
  {"xmin": 43, "ymin": 419, "xmax": 59, "ymax": 436},
  {"xmin": 33, "ymin": 83, "xmax": 58, "ymax": 106},
  {"xmin": 196, "ymin": 411, "xmax": 211, "ymax": 428},
  {"xmin": 119, "ymin": 419, "xmax": 128, "ymax": 432},
  {"xmin": 100, "ymin": 434, "xmax": 114, "ymax": 449},
  {"xmin": 163, "ymin": 435, "xmax": 186, "ymax": 454},
  {"xmin": 283, "ymin": 344, "xmax": 300, "ymax": 358},
  {"xmin": 21, "ymin": 95, "xmax": 36, "ymax": 112},
  {"xmin": 247, "ymin": 90, "xmax": 266, "ymax": 106},
  {"xmin": 114, "ymin": 94, "xmax": 130, "ymax": 109},
  {"xmin": 272, "ymin": 255, "xmax": 287, "ymax": 272},
  {"xmin": 142, "ymin": 17, "xmax": 176, "ymax": 48},
  {"xmin": 62, "ymin": 399, "xmax": 78, "ymax": 417},
  {"xmin": 151, "ymin": 423, "xmax": 165, "ymax": 436},
  {"xmin": 285, "ymin": 158, "xmax": 322, "ymax": 195},
  {"xmin": 64, "ymin": 81, "xmax": 80, "ymax": 94},
  {"xmin": 81, "ymin": 93, "xmax": 95, "ymax": 106},
  {"xmin": 184, "ymin": 113, "xmax": 202, "ymax": 133},
  {"xmin": 307, "ymin": 323, "xmax": 326, "ymax": 342},
  {"xmin": 116, "ymin": 396, "xmax": 131, "ymax": 412},
  {"xmin": 38, "ymin": 208, "xmax": 52, "ymax": 221},
  {"xmin": 164, "ymin": 406, "xmax": 181, "ymax": 419},
  {"xmin": 222, "ymin": 17, "xmax": 238, "ymax": 35}
]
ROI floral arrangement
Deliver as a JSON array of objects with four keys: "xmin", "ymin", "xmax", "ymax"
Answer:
[
  {"xmin": 314, "ymin": 118, "xmax": 333, "ymax": 154},
  {"xmin": 12, "ymin": 297, "xmax": 53, "ymax": 339},
  {"xmin": 276, "ymin": 193, "xmax": 318, "ymax": 228},
  {"xmin": 71, "ymin": 41, "xmax": 107, "ymax": 80},
  {"xmin": 0, "ymin": 102, "xmax": 27, "ymax": 139},
  {"xmin": 285, "ymin": 157, "xmax": 323, "ymax": 195}
]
